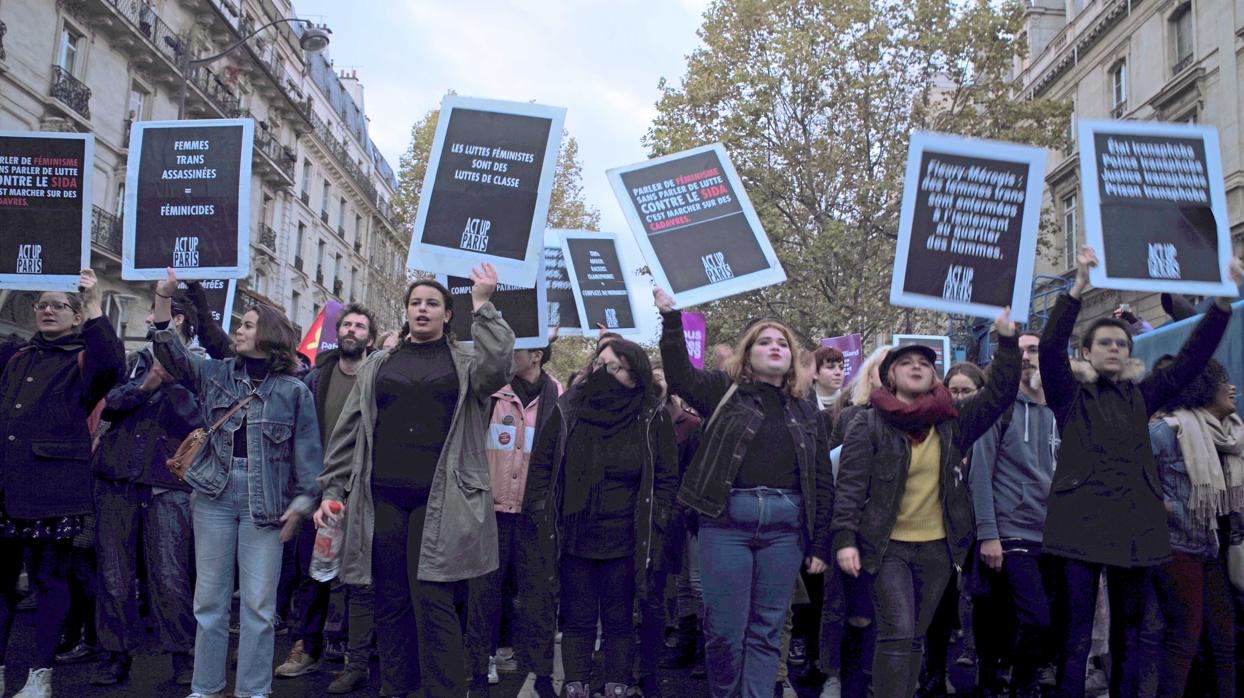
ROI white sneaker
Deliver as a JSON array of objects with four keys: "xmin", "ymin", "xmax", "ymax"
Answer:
[
  {"xmin": 488, "ymin": 655, "xmax": 500, "ymax": 685},
  {"xmin": 184, "ymin": 694, "xmax": 224, "ymax": 698},
  {"xmin": 14, "ymin": 667, "xmax": 51, "ymax": 698},
  {"xmin": 819, "ymin": 675, "xmax": 842, "ymax": 698}
]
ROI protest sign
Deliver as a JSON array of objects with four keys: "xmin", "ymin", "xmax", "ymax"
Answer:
[
  {"xmin": 176, "ymin": 278, "xmax": 236, "ymax": 333},
  {"xmin": 0, "ymin": 131, "xmax": 93, "ymax": 291},
  {"xmin": 607, "ymin": 143, "xmax": 785, "ymax": 308},
  {"xmin": 1078, "ymin": 119, "xmax": 1236, "ymax": 296},
  {"xmin": 560, "ymin": 231, "xmax": 640, "ymax": 335},
  {"xmin": 893, "ymin": 334, "xmax": 952, "ymax": 377},
  {"xmin": 890, "ymin": 132, "xmax": 1046, "ymax": 322},
  {"xmin": 123, "ymin": 119, "xmax": 253, "ymax": 280},
  {"xmin": 408, "ymin": 96, "xmax": 565, "ymax": 287},
  {"xmin": 439, "ymin": 254, "xmax": 549, "ymax": 350},
  {"xmin": 820, "ymin": 333, "xmax": 864, "ymax": 385},
  {"xmin": 544, "ymin": 229, "xmax": 585, "ymax": 336},
  {"xmin": 682, "ymin": 311, "xmax": 706, "ymax": 368}
]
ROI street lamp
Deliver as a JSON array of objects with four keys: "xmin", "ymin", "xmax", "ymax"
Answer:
[{"xmin": 171, "ymin": 18, "xmax": 330, "ymax": 119}]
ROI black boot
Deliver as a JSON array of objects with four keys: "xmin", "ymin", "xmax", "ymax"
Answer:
[
  {"xmin": 88, "ymin": 652, "xmax": 131, "ymax": 686},
  {"xmin": 172, "ymin": 652, "xmax": 193, "ymax": 686},
  {"xmin": 659, "ymin": 615, "xmax": 698, "ymax": 669},
  {"xmin": 533, "ymin": 674, "xmax": 558, "ymax": 698},
  {"xmin": 690, "ymin": 632, "xmax": 706, "ymax": 678},
  {"xmin": 468, "ymin": 673, "xmax": 492, "ymax": 698},
  {"xmin": 639, "ymin": 673, "xmax": 662, "ymax": 698}
]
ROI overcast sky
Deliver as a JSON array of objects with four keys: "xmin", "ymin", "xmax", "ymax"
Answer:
[{"xmin": 291, "ymin": 0, "xmax": 711, "ymax": 337}]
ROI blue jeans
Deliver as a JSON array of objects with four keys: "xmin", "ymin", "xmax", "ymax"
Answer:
[
  {"xmin": 190, "ymin": 458, "xmax": 284, "ymax": 697},
  {"xmin": 699, "ymin": 487, "xmax": 805, "ymax": 698}
]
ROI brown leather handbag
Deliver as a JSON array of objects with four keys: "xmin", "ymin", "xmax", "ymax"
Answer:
[{"xmin": 166, "ymin": 394, "xmax": 256, "ymax": 481}]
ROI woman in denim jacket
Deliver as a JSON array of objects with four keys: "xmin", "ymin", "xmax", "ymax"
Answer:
[{"xmin": 151, "ymin": 269, "xmax": 321, "ymax": 698}]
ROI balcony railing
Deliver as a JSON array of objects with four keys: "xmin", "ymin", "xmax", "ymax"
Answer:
[
  {"xmin": 187, "ymin": 65, "xmax": 241, "ymax": 117},
  {"xmin": 294, "ymin": 255, "xmax": 304, "ymax": 271},
  {"xmin": 332, "ymin": 279, "xmax": 343, "ymax": 296},
  {"xmin": 353, "ymin": 239, "xmax": 362, "ymax": 253},
  {"xmin": 253, "ymin": 129, "xmax": 295, "ymax": 180},
  {"xmin": 299, "ymin": 191, "xmax": 310, "ymax": 206},
  {"xmin": 320, "ymin": 210, "xmax": 329, "ymax": 224},
  {"xmin": 50, "ymin": 66, "xmax": 91, "ymax": 119},
  {"xmin": 258, "ymin": 223, "xmax": 277, "ymax": 251},
  {"xmin": 337, "ymin": 225, "xmax": 346, "ymax": 239},
  {"xmin": 306, "ymin": 108, "xmax": 386, "ymax": 219},
  {"xmin": 1172, "ymin": 53, "xmax": 1193, "ymax": 76},
  {"xmin": 91, "ymin": 205, "xmax": 121, "ymax": 255},
  {"xmin": 1, "ymin": 20, "xmax": 7, "ymax": 62},
  {"xmin": 1111, "ymin": 100, "xmax": 1127, "ymax": 119},
  {"xmin": 315, "ymin": 267, "xmax": 324, "ymax": 285}
]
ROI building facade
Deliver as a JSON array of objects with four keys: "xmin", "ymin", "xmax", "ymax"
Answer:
[
  {"xmin": 1015, "ymin": 0, "xmax": 1244, "ymax": 332},
  {"xmin": 0, "ymin": 0, "xmax": 408, "ymax": 344}
]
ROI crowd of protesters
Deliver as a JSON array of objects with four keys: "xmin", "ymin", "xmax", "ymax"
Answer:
[{"xmin": 0, "ymin": 244, "xmax": 1243, "ymax": 698}]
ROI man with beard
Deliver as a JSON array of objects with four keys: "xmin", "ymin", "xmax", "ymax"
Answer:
[
  {"xmin": 275, "ymin": 304, "xmax": 377, "ymax": 682},
  {"xmin": 969, "ymin": 332, "xmax": 1058, "ymax": 697}
]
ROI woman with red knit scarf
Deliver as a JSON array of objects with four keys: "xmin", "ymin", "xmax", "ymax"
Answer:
[{"xmin": 831, "ymin": 311, "xmax": 1019, "ymax": 697}]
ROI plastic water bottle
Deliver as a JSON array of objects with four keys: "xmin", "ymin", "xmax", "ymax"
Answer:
[{"xmin": 309, "ymin": 501, "xmax": 344, "ymax": 582}]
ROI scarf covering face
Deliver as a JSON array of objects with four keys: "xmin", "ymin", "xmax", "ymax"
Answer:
[
  {"xmin": 563, "ymin": 367, "xmax": 645, "ymax": 516},
  {"xmin": 1166, "ymin": 408, "xmax": 1244, "ymax": 528},
  {"xmin": 869, "ymin": 382, "xmax": 958, "ymax": 443}
]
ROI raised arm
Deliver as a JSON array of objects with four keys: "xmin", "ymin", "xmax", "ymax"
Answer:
[
  {"xmin": 185, "ymin": 280, "xmax": 234, "ymax": 359},
  {"xmin": 654, "ymin": 288, "xmax": 732, "ymax": 417},
  {"xmin": 152, "ymin": 268, "xmax": 207, "ymax": 394},
  {"xmin": 467, "ymin": 263, "xmax": 517, "ymax": 400},
  {"xmin": 76, "ymin": 270, "xmax": 125, "ymax": 408},
  {"xmin": 1141, "ymin": 259, "xmax": 1244, "ymax": 414},
  {"xmin": 955, "ymin": 312, "xmax": 1020, "ymax": 450}
]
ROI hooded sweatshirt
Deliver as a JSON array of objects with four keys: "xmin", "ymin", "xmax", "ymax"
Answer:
[{"xmin": 970, "ymin": 389, "xmax": 1058, "ymax": 543}]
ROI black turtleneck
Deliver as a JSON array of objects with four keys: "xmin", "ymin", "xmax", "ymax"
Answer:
[
  {"xmin": 232, "ymin": 356, "xmax": 270, "ymax": 458},
  {"xmin": 372, "ymin": 337, "xmax": 459, "ymax": 494},
  {"xmin": 733, "ymin": 382, "xmax": 799, "ymax": 489}
]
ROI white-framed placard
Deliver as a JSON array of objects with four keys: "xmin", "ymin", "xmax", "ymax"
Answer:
[
  {"xmin": 123, "ymin": 118, "xmax": 254, "ymax": 280},
  {"xmin": 437, "ymin": 253, "xmax": 549, "ymax": 350},
  {"xmin": 893, "ymin": 334, "xmax": 953, "ymax": 378},
  {"xmin": 890, "ymin": 131, "xmax": 1046, "ymax": 322},
  {"xmin": 607, "ymin": 143, "xmax": 786, "ymax": 308},
  {"xmin": 1078, "ymin": 119, "xmax": 1236, "ymax": 296},
  {"xmin": 407, "ymin": 95, "xmax": 566, "ymax": 287},
  {"xmin": 544, "ymin": 228, "xmax": 585, "ymax": 337},
  {"xmin": 0, "ymin": 131, "xmax": 93, "ymax": 291},
  {"xmin": 560, "ymin": 230, "xmax": 641, "ymax": 335}
]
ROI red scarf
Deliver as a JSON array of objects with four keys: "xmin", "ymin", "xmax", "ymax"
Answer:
[{"xmin": 869, "ymin": 383, "xmax": 958, "ymax": 443}]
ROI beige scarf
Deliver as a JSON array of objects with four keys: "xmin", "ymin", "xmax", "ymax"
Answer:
[{"xmin": 1166, "ymin": 408, "xmax": 1244, "ymax": 527}]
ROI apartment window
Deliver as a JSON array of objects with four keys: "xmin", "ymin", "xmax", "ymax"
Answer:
[
  {"xmin": 316, "ymin": 240, "xmax": 326, "ymax": 280},
  {"xmin": 290, "ymin": 291, "xmax": 301, "ymax": 326},
  {"xmin": 321, "ymin": 180, "xmax": 331, "ymax": 213},
  {"xmin": 338, "ymin": 197, "xmax": 347, "ymax": 229},
  {"xmin": 1172, "ymin": 5, "xmax": 1193, "ymax": 72},
  {"xmin": 1062, "ymin": 193, "xmax": 1078, "ymax": 271},
  {"xmin": 295, "ymin": 223, "xmax": 306, "ymax": 265},
  {"xmin": 1110, "ymin": 61, "xmax": 1127, "ymax": 117},
  {"xmin": 334, "ymin": 253, "xmax": 343, "ymax": 289},
  {"xmin": 1068, "ymin": 96, "xmax": 1077, "ymax": 144},
  {"xmin": 260, "ymin": 193, "xmax": 273, "ymax": 226},
  {"xmin": 58, "ymin": 25, "xmax": 83, "ymax": 75},
  {"xmin": 113, "ymin": 183, "xmax": 125, "ymax": 217},
  {"xmin": 254, "ymin": 270, "xmax": 266, "ymax": 297},
  {"xmin": 104, "ymin": 294, "xmax": 132, "ymax": 340},
  {"xmin": 300, "ymin": 160, "xmax": 312, "ymax": 195},
  {"xmin": 126, "ymin": 82, "xmax": 149, "ymax": 122}
]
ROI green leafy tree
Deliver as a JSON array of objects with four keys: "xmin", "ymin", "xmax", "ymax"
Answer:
[{"xmin": 647, "ymin": 0, "xmax": 1070, "ymax": 349}]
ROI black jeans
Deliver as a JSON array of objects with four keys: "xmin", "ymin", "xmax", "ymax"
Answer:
[
  {"xmin": 821, "ymin": 566, "xmax": 875, "ymax": 697},
  {"xmin": 0, "ymin": 538, "xmax": 74, "ymax": 667},
  {"xmin": 975, "ymin": 550, "xmax": 1052, "ymax": 690},
  {"xmin": 466, "ymin": 511, "xmax": 556, "ymax": 679},
  {"xmin": 372, "ymin": 484, "xmax": 466, "ymax": 697},
  {"xmin": 286, "ymin": 517, "xmax": 331, "ymax": 658},
  {"xmin": 345, "ymin": 583, "xmax": 376, "ymax": 674},
  {"xmin": 94, "ymin": 480, "xmax": 195, "ymax": 655},
  {"xmin": 560, "ymin": 554, "xmax": 635, "ymax": 688},
  {"xmin": 1051, "ymin": 557, "xmax": 1151, "ymax": 698},
  {"xmin": 871, "ymin": 539, "xmax": 952, "ymax": 698},
  {"xmin": 1153, "ymin": 554, "xmax": 1235, "ymax": 697}
]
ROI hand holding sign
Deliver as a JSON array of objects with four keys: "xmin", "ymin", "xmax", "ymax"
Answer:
[
  {"xmin": 653, "ymin": 287, "xmax": 676, "ymax": 314},
  {"xmin": 993, "ymin": 307, "xmax": 1016, "ymax": 338},
  {"xmin": 1071, "ymin": 245, "xmax": 1098, "ymax": 300},
  {"xmin": 79, "ymin": 269, "xmax": 102, "ymax": 320},
  {"xmin": 470, "ymin": 262, "xmax": 499, "ymax": 311},
  {"xmin": 1214, "ymin": 258, "xmax": 1244, "ymax": 310}
]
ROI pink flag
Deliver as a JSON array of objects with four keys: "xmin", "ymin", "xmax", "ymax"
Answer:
[{"xmin": 682, "ymin": 311, "xmax": 707, "ymax": 369}]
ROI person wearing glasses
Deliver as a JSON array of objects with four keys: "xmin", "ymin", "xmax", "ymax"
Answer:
[
  {"xmin": 1040, "ymin": 245, "xmax": 1244, "ymax": 698},
  {"xmin": 524, "ymin": 339, "xmax": 678, "ymax": 698},
  {"xmin": 0, "ymin": 270, "xmax": 125, "ymax": 698}
]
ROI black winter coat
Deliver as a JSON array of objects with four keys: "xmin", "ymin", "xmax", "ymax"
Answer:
[
  {"xmin": 0, "ymin": 318, "xmax": 124, "ymax": 518},
  {"xmin": 658, "ymin": 311, "xmax": 836, "ymax": 561},
  {"xmin": 831, "ymin": 334, "xmax": 1019, "ymax": 574},
  {"xmin": 524, "ymin": 386, "xmax": 679, "ymax": 594},
  {"xmin": 1038, "ymin": 294, "xmax": 1231, "ymax": 567}
]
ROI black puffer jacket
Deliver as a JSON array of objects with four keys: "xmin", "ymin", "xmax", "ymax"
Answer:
[
  {"xmin": 1038, "ymin": 294, "xmax": 1231, "ymax": 567},
  {"xmin": 0, "ymin": 317, "xmax": 124, "ymax": 518},
  {"xmin": 831, "ymin": 334, "xmax": 1019, "ymax": 574}
]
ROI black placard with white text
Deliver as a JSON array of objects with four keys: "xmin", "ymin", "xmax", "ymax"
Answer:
[
  {"xmin": 0, "ymin": 132, "xmax": 93, "ymax": 292},
  {"xmin": 409, "ymin": 96, "xmax": 565, "ymax": 287},
  {"xmin": 1079, "ymin": 119, "xmax": 1236, "ymax": 295},
  {"xmin": 890, "ymin": 132, "xmax": 1045, "ymax": 322},
  {"xmin": 561, "ymin": 232, "xmax": 638, "ymax": 334},
  {"xmin": 544, "ymin": 239, "xmax": 585, "ymax": 336},
  {"xmin": 608, "ymin": 143, "xmax": 785, "ymax": 308},
  {"xmin": 123, "ymin": 119, "xmax": 253, "ymax": 280},
  {"xmin": 177, "ymin": 278, "xmax": 237, "ymax": 333},
  {"xmin": 439, "ymin": 255, "xmax": 548, "ymax": 350}
]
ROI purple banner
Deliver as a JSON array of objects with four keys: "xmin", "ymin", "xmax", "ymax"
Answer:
[
  {"xmin": 682, "ymin": 311, "xmax": 706, "ymax": 369},
  {"xmin": 318, "ymin": 300, "xmax": 344, "ymax": 355},
  {"xmin": 820, "ymin": 333, "xmax": 863, "ymax": 385}
]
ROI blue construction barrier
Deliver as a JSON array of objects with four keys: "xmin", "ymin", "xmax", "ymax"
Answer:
[{"xmin": 1132, "ymin": 299, "xmax": 1244, "ymax": 414}]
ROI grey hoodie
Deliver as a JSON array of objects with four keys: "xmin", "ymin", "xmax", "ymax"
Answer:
[{"xmin": 970, "ymin": 390, "xmax": 1059, "ymax": 542}]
